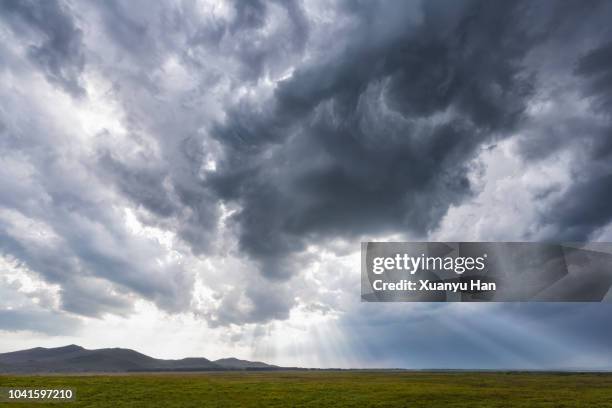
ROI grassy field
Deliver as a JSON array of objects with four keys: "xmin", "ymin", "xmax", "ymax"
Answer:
[{"xmin": 1, "ymin": 371, "xmax": 612, "ymax": 407}]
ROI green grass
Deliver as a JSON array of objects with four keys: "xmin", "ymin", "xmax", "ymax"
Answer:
[{"xmin": 1, "ymin": 371, "xmax": 612, "ymax": 407}]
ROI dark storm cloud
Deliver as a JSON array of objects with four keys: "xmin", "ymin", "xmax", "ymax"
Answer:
[
  {"xmin": 95, "ymin": 143, "xmax": 221, "ymax": 256},
  {"xmin": 0, "ymin": 0, "xmax": 85, "ymax": 96},
  {"xmin": 73, "ymin": 0, "xmax": 313, "ymax": 289},
  {"xmin": 531, "ymin": 30, "xmax": 612, "ymax": 240},
  {"xmin": 98, "ymin": 151, "xmax": 179, "ymax": 219},
  {"xmin": 210, "ymin": 0, "xmax": 543, "ymax": 278},
  {"xmin": 543, "ymin": 174, "xmax": 612, "ymax": 241},
  {"xmin": 576, "ymin": 41, "xmax": 612, "ymax": 113},
  {"xmin": 2, "ymin": 0, "xmax": 612, "ymax": 332},
  {"xmin": 78, "ymin": 0, "xmax": 310, "ymax": 262}
]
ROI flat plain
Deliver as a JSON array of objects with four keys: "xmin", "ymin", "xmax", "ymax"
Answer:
[{"xmin": 1, "ymin": 371, "xmax": 612, "ymax": 407}]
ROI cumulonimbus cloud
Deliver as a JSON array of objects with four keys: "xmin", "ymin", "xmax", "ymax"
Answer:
[{"xmin": 1, "ymin": 0, "xmax": 612, "ymax": 330}]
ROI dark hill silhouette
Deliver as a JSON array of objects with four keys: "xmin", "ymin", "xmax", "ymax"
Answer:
[
  {"xmin": 0, "ymin": 344, "xmax": 85, "ymax": 364},
  {"xmin": 0, "ymin": 345, "xmax": 279, "ymax": 373},
  {"xmin": 214, "ymin": 357, "xmax": 274, "ymax": 369}
]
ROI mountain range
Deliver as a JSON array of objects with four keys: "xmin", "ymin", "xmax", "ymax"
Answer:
[{"xmin": 0, "ymin": 345, "xmax": 280, "ymax": 373}]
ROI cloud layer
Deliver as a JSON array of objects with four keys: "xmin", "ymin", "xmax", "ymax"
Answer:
[{"xmin": 1, "ymin": 0, "xmax": 612, "ymax": 367}]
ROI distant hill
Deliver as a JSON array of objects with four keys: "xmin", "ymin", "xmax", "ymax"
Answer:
[
  {"xmin": 0, "ymin": 345, "xmax": 279, "ymax": 373},
  {"xmin": 214, "ymin": 357, "xmax": 275, "ymax": 369}
]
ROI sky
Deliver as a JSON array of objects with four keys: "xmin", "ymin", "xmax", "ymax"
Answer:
[{"xmin": 1, "ymin": 0, "xmax": 612, "ymax": 369}]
